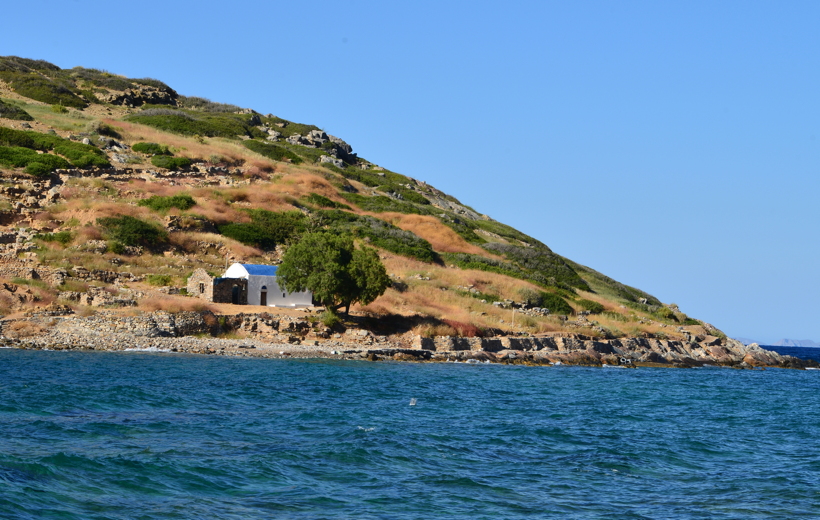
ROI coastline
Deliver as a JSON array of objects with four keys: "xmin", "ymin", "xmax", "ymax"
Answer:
[{"xmin": 2, "ymin": 309, "xmax": 815, "ymax": 369}]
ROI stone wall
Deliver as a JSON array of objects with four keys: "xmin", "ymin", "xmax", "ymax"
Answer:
[
  {"xmin": 187, "ymin": 268, "xmax": 214, "ymax": 301},
  {"xmin": 213, "ymin": 277, "xmax": 247, "ymax": 305}
]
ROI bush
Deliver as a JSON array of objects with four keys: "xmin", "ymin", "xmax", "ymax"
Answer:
[
  {"xmin": 302, "ymin": 193, "xmax": 351, "ymax": 210},
  {"xmin": 577, "ymin": 299, "xmax": 605, "ymax": 314},
  {"xmin": 217, "ymin": 210, "xmax": 306, "ymax": 250},
  {"xmin": 34, "ymin": 231, "xmax": 72, "ymax": 245},
  {"xmin": 316, "ymin": 210, "xmax": 437, "ymax": 263},
  {"xmin": 0, "ymin": 70, "xmax": 86, "ymax": 108},
  {"xmin": 97, "ymin": 215, "xmax": 167, "ymax": 247},
  {"xmin": 341, "ymin": 193, "xmax": 431, "ymax": 215},
  {"xmin": 442, "ymin": 319, "xmax": 484, "ymax": 337},
  {"xmin": 87, "ymin": 121, "xmax": 121, "ymax": 138},
  {"xmin": 655, "ymin": 307, "xmax": 678, "ymax": 322},
  {"xmin": 107, "ymin": 241, "xmax": 125, "ymax": 254},
  {"xmin": 243, "ymin": 140, "xmax": 303, "ymax": 164},
  {"xmin": 0, "ymin": 127, "xmax": 109, "ymax": 169},
  {"xmin": 539, "ymin": 293, "xmax": 574, "ymax": 315},
  {"xmin": 138, "ymin": 194, "xmax": 196, "ymax": 212},
  {"xmin": 0, "ymin": 99, "xmax": 33, "ymax": 121},
  {"xmin": 51, "ymin": 104, "xmax": 68, "ymax": 114},
  {"xmin": 126, "ymin": 109, "xmax": 255, "ymax": 138},
  {"xmin": 132, "ymin": 142, "xmax": 170, "ymax": 155},
  {"xmin": 146, "ymin": 274, "xmax": 174, "ymax": 286},
  {"xmin": 151, "ymin": 155, "xmax": 192, "ymax": 169},
  {"xmin": 178, "ymin": 96, "xmax": 241, "ymax": 113},
  {"xmin": 0, "ymin": 146, "xmax": 70, "ymax": 176},
  {"xmin": 482, "ymin": 242, "xmax": 590, "ymax": 291},
  {"xmin": 319, "ymin": 310, "xmax": 341, "ymax": 328}
]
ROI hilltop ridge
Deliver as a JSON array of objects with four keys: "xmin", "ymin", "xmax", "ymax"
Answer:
[{"xmin": 0, "ymin": 55, "xmax": 733, "ymax": 350}]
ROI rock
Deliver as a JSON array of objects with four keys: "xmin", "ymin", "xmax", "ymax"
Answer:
[
  {"xmin": 319, "ymin": 155, "xmax": 344, "ymax": 168},
  {"xmin": 82, "ymin": 138, "xmax": 91, "ymax": 145}
]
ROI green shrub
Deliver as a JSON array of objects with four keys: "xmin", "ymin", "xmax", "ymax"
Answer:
[
  {"xmin": 539, "ymin": 293, "xmax": 574, "ymax": 315},
  {"xmin": 51, "ymin": 104, "xmax": 68, "ymax": 114},
  {"xmin": 132, "ymin": 142, "xmax": 170, "ymax": 155},
  {"xmin": 316, "ymin": 210, "xmax": 437, "ymax": 263},
  {"xmin": 52, "ymin": 141, "xmax": 110, "ymax": 168},
  {"xmin": 655, "ymin": 307, "xmax": 678, "ymax": 322},
  {"xmin": 0, "ymin": 127, "xmax": 109, "ymax": 169},
  {"xmin": 107, "ymin": 241, "xmax": 125, "ymax": 254},
  {"xmin": 0, "ymin": 70, "xmax": 86, "ymax": 108},
  {"xmin": 482, "ymin": 242, "xmax": 590, "ymax": 291},
  {"xmin": 137, "ymin": 194, "xmax": 196, "ymax": 212},
  {"xmin": 243, "ymin": 140, "xmax": 303, "ymax": 164},
  {"xmin": 178, "ymin": 96, "xmax": 241, "ymax": 113},
  {"xmin": 602, "ymin": 311, "xmax": 629, "ymax": 322},
  {"xmin": 146, "ymin": 274, "xmax": 174, "ymax": 286},
  {"xmin": 301, "ymin": 193, "xmax": 351, "ymax": 210},
  {"xmin": 87, "ymin": 121, "xmax": 121, "ymax": 138},
  {"xmin": 457, "ymin": 288, "xmax": 500, "ymax": 303},
  {"xmin": 341, "ymin": 193, "xmax": 431, "ymax": 215},
  {"xmin": 0, "ymin": 99, "xmax": 33, "ymax": 121},
  {"xmin": 0, "ymin": 146, "xmax": 70, "ymax": 176},
  {"xmin": 34, "ymin": 231, "xmax": 72, "ymax": 245},
  {"xmin": 396, "ymin": 188, "xmax": 430, "ymax": 205},
  {"xmin": 0, "ymin": 127, "xmax": 36, "ymax": 148},
  {"xmin": 151, "ymin": 155, "xmax": 192, "ymax": 169},
  {"xmin": 577, "ymin": 299, "xmax": 605, "ymax": 314},
  {"xmin": 319, "ymin": 310, "xmax": 341, "ymax": 328},
  {"xmin": 126, "ymin": 109, "xmax": 254, "ymax": 138},
  {"xmin": 97, "ymin": 215, "xmax": 167, "ymax": 247},
  {"xmin": 217, "ymin": 210, "xmax": 307, "ymax": 250}
]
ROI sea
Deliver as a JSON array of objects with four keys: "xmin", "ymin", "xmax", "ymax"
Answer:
[
  {"xmin": 1, "ymin": 348, "xmax": 819, "ymax": 519},
  {"xmin": 765, "ymin": 345, "xmax": 820, "ymax": 362}
]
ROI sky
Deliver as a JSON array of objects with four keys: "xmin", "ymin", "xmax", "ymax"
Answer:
[{"xmin": 2, "ymin": 1, "xmax": 818, "ymax": 343}]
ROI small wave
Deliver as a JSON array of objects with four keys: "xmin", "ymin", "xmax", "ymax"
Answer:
[
  {"xmin": 357, "ymin": 426, "xmax": 375, "ymax": 432},
  {"xmin": 124, "ymin": 347, "xmax": 171, "ymax": 353}
]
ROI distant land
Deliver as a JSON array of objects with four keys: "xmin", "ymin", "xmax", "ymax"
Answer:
[
  {"xmin": 736, "ymin": 338, "xmax": 820, "ymax": 348},
  {"xmin": 771, "ymin": 339, "xmax": 820, "ymax": 348}
]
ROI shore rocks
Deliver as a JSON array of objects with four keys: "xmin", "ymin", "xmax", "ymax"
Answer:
[{"xmin": 0, "ymin": 311, "xmax": 814, "ymax": 369}]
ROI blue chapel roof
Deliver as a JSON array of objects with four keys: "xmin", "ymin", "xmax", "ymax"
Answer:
[{"xmin": 240, "ymin": 264, "xmax": 278, "ymax": 276}]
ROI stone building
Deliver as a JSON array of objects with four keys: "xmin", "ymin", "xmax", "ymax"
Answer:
[{"xmin": 187, "ymin": 264, "xmax": 312, "ymax": 307}]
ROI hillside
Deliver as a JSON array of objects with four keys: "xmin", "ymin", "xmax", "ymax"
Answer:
[{"xmin": 0, "ymin": 55, "xmax": 724, "ymax": 345}]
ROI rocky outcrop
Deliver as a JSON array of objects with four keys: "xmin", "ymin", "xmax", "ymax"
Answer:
[
  {"xmin": 410, "ymin": 334, "xmax": 811, "ymax": 368},
  {"xmin": 99, "ymin": 85, "xmax": 177, "ymax": 107},
  {"xmin": 0, "ymin": 311, "xmax": 812, "ymax": 369}
]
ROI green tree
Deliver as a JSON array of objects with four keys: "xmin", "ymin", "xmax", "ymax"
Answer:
[{"xmin": 277, "ymin": 232, "xmax": 390, "ymax": 315}]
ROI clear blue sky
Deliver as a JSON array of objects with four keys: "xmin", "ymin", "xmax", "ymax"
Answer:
[{"xmin": 3, "ymin": 1, "xmax": 818, "ymax": 343}]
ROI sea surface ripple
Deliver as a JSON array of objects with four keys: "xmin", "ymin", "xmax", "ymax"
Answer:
[{"xmin": 1, "ymin": 349, "xmax": 819, "ymax": 519}]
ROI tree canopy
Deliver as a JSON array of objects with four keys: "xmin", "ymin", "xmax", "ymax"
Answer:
[{"xmin": 276, "ymin": 232, "xmax": 390, "ymax": 315}]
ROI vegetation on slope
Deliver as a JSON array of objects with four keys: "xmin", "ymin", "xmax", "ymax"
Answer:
[{"xmin": 0, "ymin": 56, "xmax": 700, "ymax": 340}]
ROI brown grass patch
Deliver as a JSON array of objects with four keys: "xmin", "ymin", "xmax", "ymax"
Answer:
[
  {"xmin": 138, "ymin": 295, "xmax": 217, "ymax": 313},
  {"xmin": 112, "ymin": 119, "xmax": 258, "ymax": 164},
  {"xmin": 279, "ymin": 172, "xmax": 340, "ymax": 200},
  {"xmin": 410, "ymin": 322, "xmax": 457, "ymax": 338},
  {"xmin": 169, "ymin": 231, "xmax": 264, "ymax": 259},
  {"xmin": 375, "ymin": 213, "xmax": 487, "ymax": 255},
  {"xmin": 5, "ymin": 320, "xmax": 46, "ymax": 338}
]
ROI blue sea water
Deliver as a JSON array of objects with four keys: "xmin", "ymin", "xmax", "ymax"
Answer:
[
  {"xmin": 765, "ymin": 346, "xmax": 820, "ymax": 362},
  {"xmin": 1, "ymin": 349, "xmax": 819, "ymax": 519}
]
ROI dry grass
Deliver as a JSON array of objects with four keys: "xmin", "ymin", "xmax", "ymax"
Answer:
[
  {"xmin": 111, "ymin": 119, "xmax": 265, "ymax": 165},
  {"xmin": 5, "ymin": 320, "xmax": 46, "ymax": 338},
  {"xmin": 138, "ymin": 295, "xmax": 217, "ymax": 313},
  {"xmin": 279, "ymin": 172, "xmax": 340, "ymax": 200},
  {"xmin": 169, "ymin": 231, "xmax": 264, "ymax": 260},
  {"xmin": 410, "ymin": 322, "xmax": 457, "ymax": 338},
  {"xmin": 375, "ymin": 213, "xmax": 488, "ymax": 255}
]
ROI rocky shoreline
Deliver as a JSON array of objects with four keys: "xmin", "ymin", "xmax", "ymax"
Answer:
[{"xmin": 1, "ymin": 310, "xmax": 815, "ymax": 369}]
